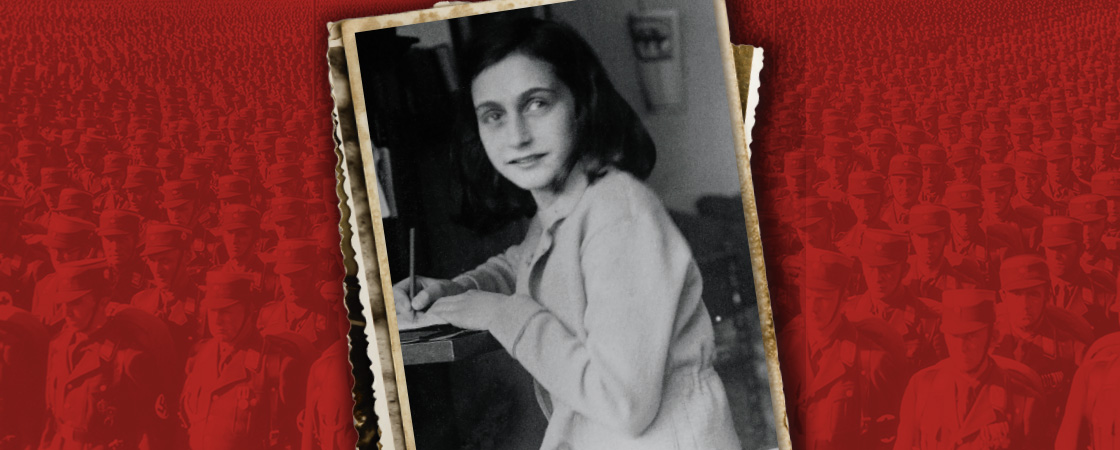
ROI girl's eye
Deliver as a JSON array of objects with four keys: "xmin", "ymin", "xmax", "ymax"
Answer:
[
  {"xmin": 479, "ymin": 110, "xmax": 503, "ymax": 125},
  {"xmin": 526, "ymin": 98, "xmax": 551, "ymax": 113}
]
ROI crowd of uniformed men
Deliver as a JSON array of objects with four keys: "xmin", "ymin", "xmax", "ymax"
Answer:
[
  {"xmin": 738, "ymin": 0, "xmax": 1120, "ymax": 448},
  {"xmin": 0, "ymin": 0, "xmax": 363, "ymax": 449}
]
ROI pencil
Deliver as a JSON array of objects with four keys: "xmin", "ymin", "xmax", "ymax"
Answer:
[{"xmin": 409, "ymin": 228, "xmax": 417, "ymax": 301}]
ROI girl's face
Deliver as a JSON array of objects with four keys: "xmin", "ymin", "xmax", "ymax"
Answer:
[{"xmin": 472, "ymin": 53, "xmax": 577, "ymax": 196}]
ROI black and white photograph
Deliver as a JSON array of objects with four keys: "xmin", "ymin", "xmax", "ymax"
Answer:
[{"xmin": 330, "ymin": 0, "xmax": 776, "ymax": 449}]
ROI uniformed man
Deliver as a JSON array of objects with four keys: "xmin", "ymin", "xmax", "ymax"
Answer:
[
  {"xmin": 981, "ymin": 163, "xmax": 1041, "ymax": 251},
  {"xmin": 780, "ymin": 249, "xmax": 910, "ymax": 450},
  {"xmin": 0, "ymin": 305, "xmax": 48, "ymax": 450},
  {"xmin": 906, "ymin": 204, "xmax": 978, "ymax": 299},
  {"xmin": 31, "ymin": 215, "xmax": 99, "ymax": 327},
  {"xmin": 40, "ymin": 259, "xmax": 173, "ymax": 450},
  {"xmin": 847, "ymin": 229, "xmax": 945, "ymax": 369},
  {"xmin": 919, "ymin": 145, "xmax": 948, "ymax": 204},
  {"xmin": 883, "ymin": 155, "xmax": 923, "ymax": 231},
  {"xmin": 1071, "ymin": 137, "xmax": 1097, "ymax": 193},
  {"xmin": 219, "ymin": 205, "xmax": 275, "ymax": 307},
  {"xmin": 258, "ymin": 239, "xmax": 336, "ymax": 352},
  {"xmin": 948, "ymin": 143, "xmax": 982, "ymax": 186},
  {"xmin": 122, "ymin": 166, "xmax": 164, "ymax": 222},
  {"xmin": 1055, "ymin": 310, "xmax": 1120, "ymax": 450},
  {"xmin": 894, "ymin": 289, "xmax": 1046, "ymax": 450},
  {"xmin": 97, "ymin": 209, "xmax": 146, "ymax": 301},
  {"xmin": 1092, "ymin": 171, "xmax": 1120, "ymax": 239},
  {"xmin": 131, "ymin": 223, "xmax": 203, "ymax": 358},
  {"xmin": 837, "ymin": 171, "xmax": 890, "ymax": 257},
  {"xmin": 180, "ymin": 271, "xmax": 313, "ymax": 450},
  {"xmin": 1042, "ymin": 216, "xmax": 1117, "ymax": 337},
  {"xmin": 992, "ymin": 254, "xmax": 1093, "ymax": 426},
  {"xmin": 818, "ymin": 137, "xmax": 855, "ymax": 205},
  {"xmin": 300, "ymin": 281, "xmax": 358, "ymax": 450},
  {"xmin": 1011, "ymin": 151, "xmax": 1060, "ymax": 216},
  {"xmin": 860, "ymin": 128, "xmax": 901, "ymax": 176},
  {"xmin": 1069, "ymin": 194, "xmax": 1119, "ymax": 277},
  {"xmin": 0, "ymin": 197, "xmax": 50, "ymax": 310}
]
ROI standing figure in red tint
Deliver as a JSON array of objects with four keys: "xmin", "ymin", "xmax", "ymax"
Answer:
[
  {"xmin": 882, "ymin": 155, "xmax": 922, "ymax": 232},
  {"xmin": 918, "ymin": 145, "xmax": 948, "ymax": 205},
  {"xmin": 948, "ymin": 144, "xmax": 982, "ymax": 186},
  {"xmin": 0, "ymin": 306, "xmax": 48, "ymax": 450},
  {"xmin": 861, "ymin": 129, "xmax": 902, "ymax": 176},
  {"xmin": 837, "ymin": 171, "xmax": 889, "ymax": 257},
  {"xmin": 993, "ymin": 255, "xmax": 1093, "ymax": 426},
  {"xmin": 180, "ymin": 271, "xmax": 312, "ymax": 450},
  {"xmin": 13, "ymin": 140, "xmax": 45, "ymax": 201},
  {"xmin": 97, "ymin": 209, "xmax": 147, "ymax": 303},
  {"xmin": 1092, "ymin": 171, "xmax": 1120, "ymax": 239},
  {"xmin": 32, "ymin": 216, "xmax": 100, "ymax": 328},
  {"xmin": 131, "ymin": 223, "xmax": 202, "ymax": 357},
  {"xmin": 219, "ymin": 205, "xmax": 275, "ymax": 307},
  {"xmin": 1056, "ymin": 301, "xmax": 1120, "ymax": 450},
  {"xmin": 258, "ymin": 239, "xmax": 337, "ymax": 351},
  {"xmin": 0, "ymin": 197, "xmax": 49, "ymax": 311},
  {"xmin": 122, "ymin": 166, "xmax": 165, "ymax": 223},
  {"xmin": 894, "ymin": 289, "xmax": 1046, "ymax": 450},
  {"xmin": 783, "ymin": 150, "xmax": 821, "ymax": 199},
  {"xmin": 1069, "ymin": 195, "xmax": 1118, "ymax": 276},
  {"xmin": 938, "ymin": 114, "xmax": 962, "ymax": 149},
  {"xmin": 1044, "ymin": 140, "xmax": 1084, "ymax": 208},
  {"xmin": 1071, "ymin": 139, "xmax": 1098, "ymax": 194},
  {"xmin": 41, "ymin": 259, "xmax": 172, "ymax": 450},
  {"xmin": 780, "ymin": 249, "xmax": 910, "ymax": 450},
  {"xmin": 980, "ymin": 134, "xmax": 1012, "ymax": 165},
  {"xmin": 961, "ymin": 112, "xmax": 985, "ymax": 147},
  {"xmin": 301, "ymin": 282, "xmax": 358, "ymax": 450},
  {"xmin": 1012, "ymin": 151, "xmax": 1061, "ymax": 216},
  {"xmin": 906, "ymin": 205, "xmax": 979, "ymax": 299},
  {"xmin": 945, "ymin": 183, "xmax": 1020, "ymax": 290},
  {"xmin": 847, "ymin": 229, "xmax": 945, "ymax": 369},
  {"xmin": 1092, "ymin": 127, "xmax": 1117, "ymax": 173},
  {"xmin": 1041, "ymin": 217, "xmax": 1117, "ymax": 337},
  {"xmin": 980, "ymin": 163, "xmax": 1039, "ymax": 251},
  {"xmin": 94, "ymin": 153, "xmax": 129, "ymax": 211}
]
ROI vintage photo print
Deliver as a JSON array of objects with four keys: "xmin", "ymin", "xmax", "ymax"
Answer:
[{"xmin": 328, "ymin": 1, "xmax": 779, "ymax": 449}]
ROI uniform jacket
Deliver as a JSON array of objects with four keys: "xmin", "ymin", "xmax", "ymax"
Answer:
[
  {"xmin": 894, "ymin": 356, "xmax": 1045, "ymax": 450},
  {"xmin": 301, "ymin": 340, "xmax": 358, "ymax": 450},
  {"xmin": 451, "ymin": 169, "xmax": 741, "ymax": 450}
]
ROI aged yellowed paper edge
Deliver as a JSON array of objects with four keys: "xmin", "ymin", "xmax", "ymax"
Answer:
[{"xmin": 332, "ymin": 1, "xmax": 783, "ymax": 449}]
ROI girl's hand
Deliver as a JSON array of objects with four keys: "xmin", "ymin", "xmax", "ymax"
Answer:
[
  {"xmin": 391, "ymin": 276, "xmax": 469, "ymax": 321},
  {"xmin": 425, "ymin": 290, "xmax": 507, "ymax": 331}
]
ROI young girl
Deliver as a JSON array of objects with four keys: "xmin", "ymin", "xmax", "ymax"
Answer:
[{"xmin": 393, "ymin": 17, "xmax": 742, "ymax": 450}]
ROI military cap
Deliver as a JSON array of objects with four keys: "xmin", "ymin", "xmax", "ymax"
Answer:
[
  {"xmin": 274, "ymin": 239, "xmax": 319, "ymax": 275},
  {"xmin": 948, "ymin": 143, "xmax": 980, "ymax": 164},
  {"xmin": 980, "ymin": 163, "xmax": 1015, "ymax": 189},
  {"xmin": 123, "ymin": 166, "xmax": 160, "ymax": 189},
  {"xmin": 271, "ymin": 197, "xmax": 307, "ymax": 223},
  {"xmin": 102, "ymin": 152, "xmax": 129, "ymax": 175},
  {"xmin": 919, "ymin": 144, "xmax": 947, "ymax": 165},
  {"xmin": 938, "ymin": 114, "xmax": 960, "ymax": 130},
  {"xmin": 869, "ymin": 128, "xmax": 899, "ymax": 147},
  {"xmin": 217, "ymin": 175, "xmax": 252, "ymax": 200},
  {"xmin": 944, "ymin": 183, "xmax": 983, "ymax": 210},
  {"xmin": 303, "ymin": 158, "xmax": 334, "ymax": 179},
  {"xmin": 202, "ymin": 141, "xmax": 229, "ymax": 160},
  {"xmin": 999, "ymin": 255, "xmax": 1050, "ymax": 291},
  {"xmin": 1092, "ymin": 127, "xmax": 1116, "ymax": 146},
  {"xmin": 140, "ymin": 223, "xmax": 190, "ymax": 256},
  {"xmin": 823, "ymin": 137, "xmax": 853, "ymax": 156},
  {"xmin": 848, "ymin": 171, "xmax": 885, "ymax": 196},
  {"xmin": 97, "ymin": 209, "xmax": 142, "ymax": 237},
  {"xmin": 1053, "ymin": 113, "xmax": 1074, "ymax": 129},
  {"xmin": 1040, "ymin": 140, "xmax": 1072, "ymax": 161},
  {"xmin": 794, "ymin": 197, "xmax": 831, "ymax": 228},
  {"xmin": 889, "ymin": 154, "xmax": 922, "ymax": 177},
  {"xmin": 161, "ymin": 180, "xmax": 198, "ymax": 209},
  {"xmin": 16, "ymin": 140, "xmax": 45, "ymax": 160},
  {"xmin": 986, "ymin": 107, "xmax": 1009, "ymax": 124},
  {"xmin": 55, "ymin": 188, "xmax": 93, "ymax": 213},
  {"xmin": 229, "ymin": 151, "xmax": 257, "ymax": 171},
  {"xmin": 155, "ymin": 147, "xmax": 183, "ymax": 169},
  {"xmin": 783, "ymin": 151, "xmax": 814, "ymax": 176},
  {"xmin": 180, "ymin": 156, "xmax": 211, "ymax": 181},
  {"xmin": 1040, "ymin": 216, "xmax": 1083, "ymax": 249},
  {"xmin": 41, "ymin": 167, "xmax": 70, "ymax": 190},
  {"xmin": 202, "ymin": 270, "xmax": 254, "ymax": 310},
  {"xmin": 941, "ymin": 289, "xmax": 998, "ymax": 335},
  {"xmin": 899, "ymin": 125, "xmax": 929, "ymax": 146},
  {"xmin": 1074, "ymin": 107, "xmax": 1094, "ymax": 123},
  {"xmin": 961, "ymin": 110, "xmax": 984, "ymax": 125},
  {"xmin": 220, "ymin": 204, "xmax": 260, "ymax": 231},
  {"xmin": 54, "ymin": 258, "xmax": 109, "ymax": 304},
  {"xmin": 44, "ymin": 215, "xmax": 96, "ymax": 249},
  {"xmin": 1010, "ymin": 118, "xmax": 1033, "ymax": 136},
  {"xmin": 1091, "ymin": 172, "xmax": 1120, "ymax": 197},
  {"xmin": 1013, "ymin": 151, "xmax": 1046, "ymax": 175},
  {"xmin": 266, "ymin": 162, "xmax": 303, "ymax": 187},
  {"xmin": 132, "ymin": 130, "xmax": 159, "ymax": 145},
  {"xmin": 803, "ymin": 249, "xmax": 854, "ymax": 291},
  {"xmin": 855, "ymin": 113, "xmax": 881, "ymax": 130},
  {"xmin": 909, "ymin": 205, "xmax": 951, "ymax": 234},
  {"xmin": 859, "ymin": 229, "xmax": 910, "ymax": 266},
  {"xmin": 1068, "ymin": 194, "xmax": 1107, "ymax": 222},
  {"xmin": 1032, "ymin": 120, "xmax": 1053, "ymax": 137}
]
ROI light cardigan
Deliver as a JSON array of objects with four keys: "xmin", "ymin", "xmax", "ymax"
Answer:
[{"xmin": 453, "ymin": 168, "xmax": 742, "ymax": 450}]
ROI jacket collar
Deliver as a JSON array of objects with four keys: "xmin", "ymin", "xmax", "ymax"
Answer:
[{"xmin": 536, "ymin": 167, "xmax": 593, "ymax": 232}]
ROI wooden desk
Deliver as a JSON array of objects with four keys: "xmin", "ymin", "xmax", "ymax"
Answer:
[{"xmin": 399, "ymin": 326, "xmax": 503, "ymax": 365}]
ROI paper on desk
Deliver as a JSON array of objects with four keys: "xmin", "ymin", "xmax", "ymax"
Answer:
[{"xmin": 396, "ymin": 311, "xmax": 450, "ymax": 331}]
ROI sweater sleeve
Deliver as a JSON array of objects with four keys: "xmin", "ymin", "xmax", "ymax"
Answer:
[{"xmin": 488, "ymin": 209, "xmax": 691, "ymax": 436}]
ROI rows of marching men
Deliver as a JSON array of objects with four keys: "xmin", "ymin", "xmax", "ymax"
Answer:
[
  {"xmin": 0, "ymin": 0, "xmax": 367, "ymax": 449},
  {"xmin": 736, "ymin": 0, "xmax": 1120, "ymax": 448}
]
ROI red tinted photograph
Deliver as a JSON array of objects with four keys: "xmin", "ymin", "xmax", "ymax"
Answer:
[{"xmin": 730, "ymin": 0, "xmax": 1120, "ymax": 448}]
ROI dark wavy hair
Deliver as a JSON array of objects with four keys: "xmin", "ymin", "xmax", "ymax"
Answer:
[{"xmin": 452, "ymin": 16, "xmax": 656, "ymax": 233}]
